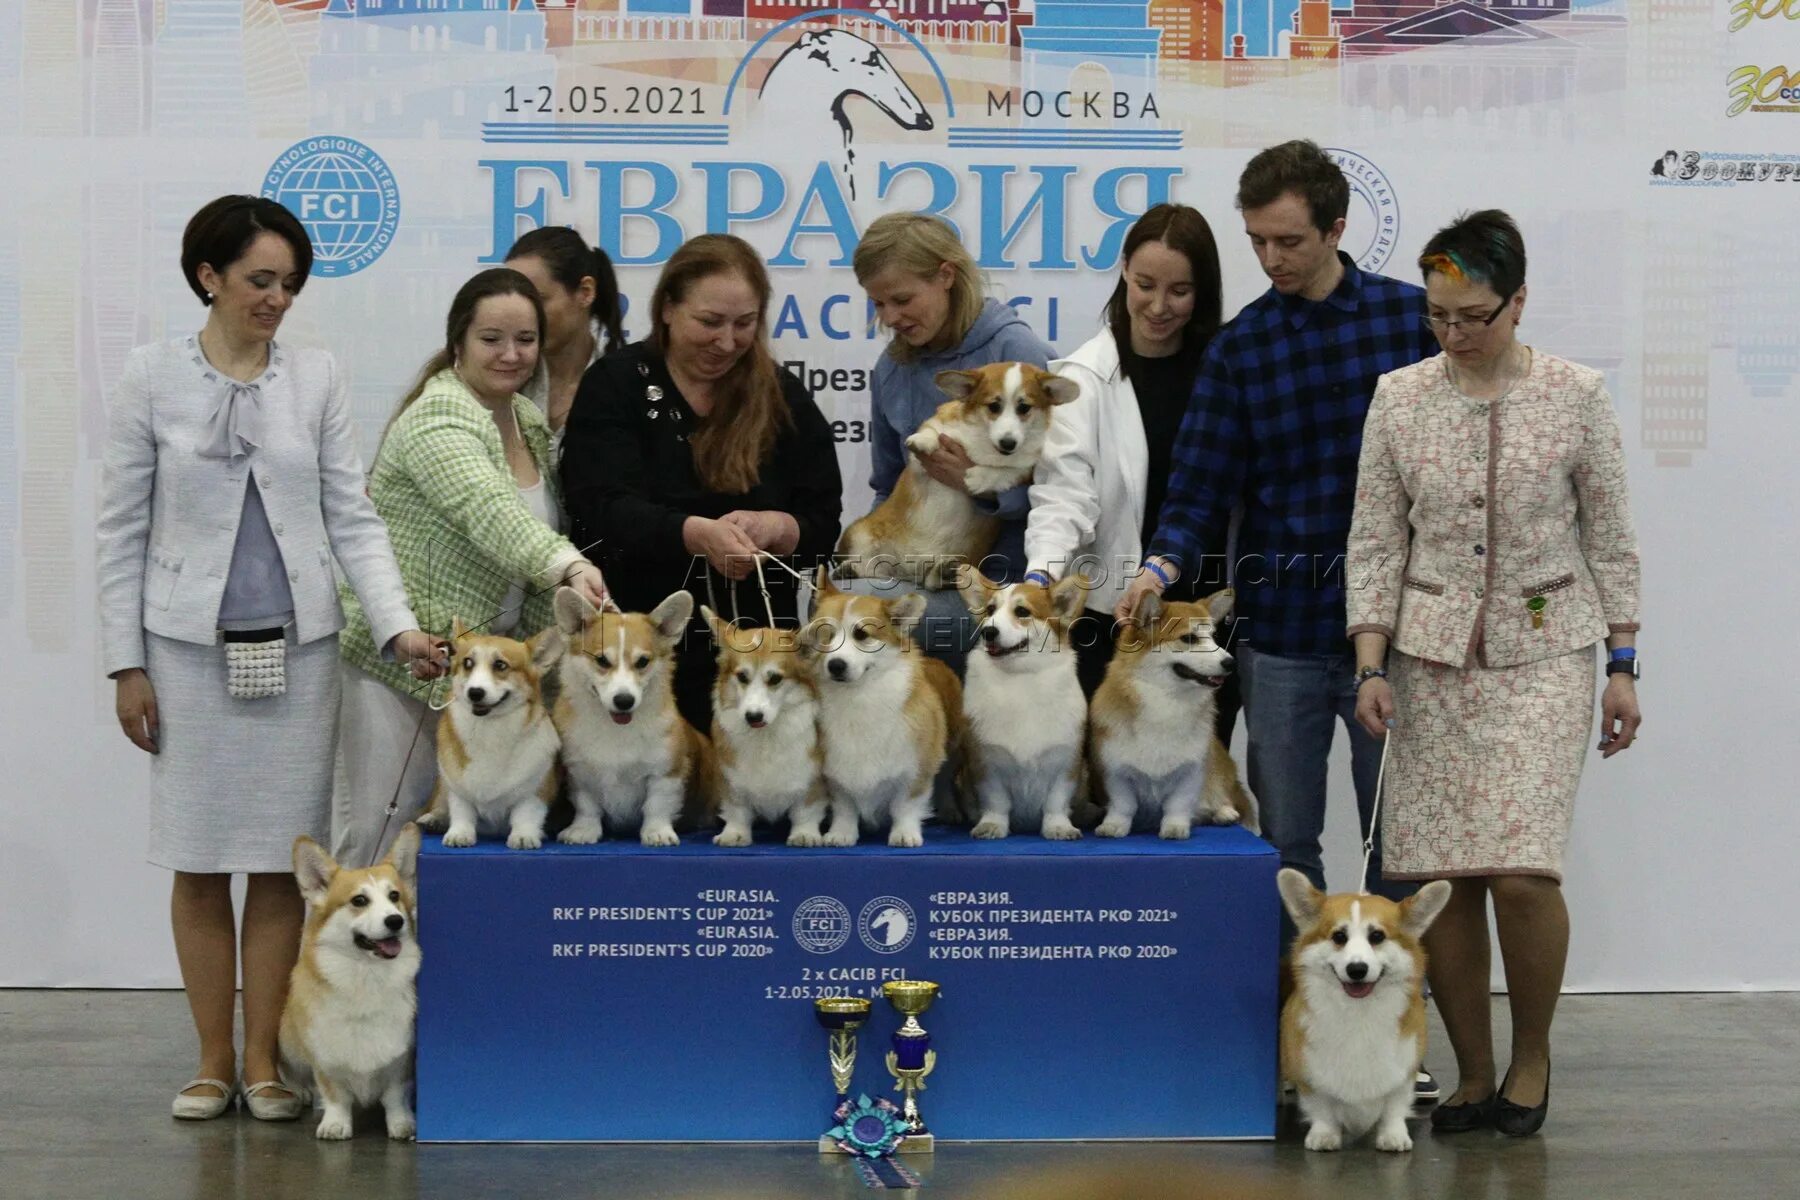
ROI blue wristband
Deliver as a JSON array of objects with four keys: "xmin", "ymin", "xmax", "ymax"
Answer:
[
  {"xmin": 1608, "ymin": 647, "xmax": 1637, "ymax": 662},
  {"xmin": 1024, "ymin": 571, "xmax": 1053, "ymax": 588},
  {"xmin": 1143, "ymin": 559, "xmax": 1172, "ymax": 588}
]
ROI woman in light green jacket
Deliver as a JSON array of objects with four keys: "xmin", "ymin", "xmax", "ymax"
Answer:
[{"xmin": 332, "ymin": 268, "xmax": 608, "ymax": 863}]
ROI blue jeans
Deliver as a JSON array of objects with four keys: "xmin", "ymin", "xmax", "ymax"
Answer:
[{"xmin": 1237, "ymin": 645, "xmax": 1415, "ymax": 939}]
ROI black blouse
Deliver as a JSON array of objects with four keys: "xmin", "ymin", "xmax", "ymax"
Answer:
[{"xmin": 560, "ymin": 341, "xmax": 843, "ymax": 626}]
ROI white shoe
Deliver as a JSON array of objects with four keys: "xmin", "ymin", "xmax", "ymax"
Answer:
[
  {"xmin": 171, "ymin": 1078, "xmax": 235, "ymax": 1121},
  {"xmin": 243, "ymin": 1079, "xmax": 305, "ymax": 1122}
]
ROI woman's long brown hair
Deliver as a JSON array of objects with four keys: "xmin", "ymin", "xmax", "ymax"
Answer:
[{"xmin": 649, "ymin": 234, "xmax": 789, "ymax": 494}]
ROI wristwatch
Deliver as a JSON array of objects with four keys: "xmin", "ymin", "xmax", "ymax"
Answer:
[
  {"xmin": 1355, "ymin": 665, "xmax": 1388, "ymax": 689},
  {"xmin": 1605, "ymin": 656, "xmax": 1639, "ymax": 680}
]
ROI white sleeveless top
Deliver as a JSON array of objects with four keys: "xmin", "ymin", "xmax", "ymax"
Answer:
[{"xmin": 490, "ymin": 478, "xmax": 560, "ymax": 636}]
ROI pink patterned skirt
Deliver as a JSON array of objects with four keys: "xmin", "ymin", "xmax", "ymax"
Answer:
[{"xmin": 1381, "ymin": 644, "xmax": 1596, "ymax": 882}]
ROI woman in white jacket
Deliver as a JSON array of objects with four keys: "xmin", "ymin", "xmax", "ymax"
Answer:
[{"xmin": 1025, "ymin": 204, "xmax": 1233, "ymax": 722}]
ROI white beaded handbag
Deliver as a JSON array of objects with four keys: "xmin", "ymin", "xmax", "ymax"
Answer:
[{"xmin": 224, "ymin": 631, "xmax": 287, "ymax": 700}]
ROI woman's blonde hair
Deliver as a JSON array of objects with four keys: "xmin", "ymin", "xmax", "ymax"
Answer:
[
  {"xmin": 852, "ymin": 212, "xmax": 986, "ymax": 364},
  {"xmin": 649, "ymin": 234, "xmax": 790, "ymax": 494}
]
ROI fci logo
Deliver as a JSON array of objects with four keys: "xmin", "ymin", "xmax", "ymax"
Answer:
[{"xmin": 262, "ymin": 136, "xmax": 401, "ymax": 278}]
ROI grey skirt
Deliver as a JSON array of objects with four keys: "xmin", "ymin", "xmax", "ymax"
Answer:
[{"xmin": 145, "ymin": 630, "xmax": 340, "ymax": 873}]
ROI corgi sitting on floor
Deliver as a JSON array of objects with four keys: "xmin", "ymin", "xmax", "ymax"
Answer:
[
  {"xmin": 280, "ymin": 824, "xmax": 422, "ymax": 1141},
  {"xmin": 553, "ymin": 587, "xmax": 711, "ymax": 846},
  {"xmin": 1278, "ymin": 870, "xmax": 1453, "ymax": 1152},
  {"xmin": 958, "ymin": 565, "xmax": 1089, "ymax": 840},
  {"xmin": 1089, "ymin": 588, "xmax": 1258, "ymax": 839},
  {"xmin": 423, "ymin": 619, "xmax": 562, "ymax": 850},
  {"xmin": 836, "ymin": 362, "xmax": 1078, "ymax": 589},
  {"xmin": 703, "ymin": 607, "xmax": 828, "ymax": 847},
  {"xmin": 807, "ymin": 568, "xmax": 962, "ymax": 847}
]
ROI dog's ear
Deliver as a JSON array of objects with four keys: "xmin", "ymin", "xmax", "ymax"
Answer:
[
  {"xmin": 1276, "ymin": 868, "xmax": 1323, "ymax": 930},
  {"xmin": 1400, "ymin": 879, "xmax": 1453, "ymax": 938},
  {"xmin": 934, "ymin": 368, "xmax": 980, "ymax": 401},
  {"xmin": 385, "ymin": 824, "xmax": 421, "ymax": 893},
  {"xmin": 554, "ymin": 585, "xmax": 595, "ymax": 636},
  {"xmin": 1048, "ymin": 574, "xmax": 1087, "ymax": 622},
  {"xmin": 293, "ymin": 836, "xmax": 338, "ymax": 907},
  {"xmin": 700, "ymin": 604, "xmax": 732, "ymax": 646},
  {"xmin": 1040, "ymin": 373, "xmax": 1081, "ymax": 406},
  {"xmin": 1203, "ymin": 586, "xmax": 1236, "ymax": 626},
  {"xmin": 888, "ymin": 591, "xmax": 928, "ymax": 635},
  {"xmin": 795, "ymin": 619, "xmax": 823, "ymax": 661},
  {"xmin": 813, "ymin": 563, "xmax": 839, "ymax": 598},
  {"xmin": 528, "ymin": 626, "xmax": 564, "ymax": 671},
  {"xmin": 449, "ymin": 615, "xmax": 470, "ymax": 644},
  {"xmin": 1130, "ymin": 586, "xmax": 1163, "ymax": 631},
  {"xmin": 956, "ymin": 563, "xmax": 994, "ymax": 614},
  {"xmin": 651, "ymin": 590, "xmax": 695, "ymax": 644}
]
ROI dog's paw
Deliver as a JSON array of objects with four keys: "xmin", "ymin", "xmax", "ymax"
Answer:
[
  {"xmin": 1209, "ymin": 805, "xmax": 1241, "ymax": 826},
  {"xmin": 787, "ymin": 829, "xmax": 825, "ymax": 848},
  {"xmin": 558, "ymin": 819, "xmax": 602, "ymax": 845},
  {"xmin": 888, "ymin": 827, "xmax": 924, "ymax": 849},
  {"xmin": 1159, "ymin": 819, "xmax": 1193, "ymax": 841},
  {"xmin": 1303, "ymin": 1126, "xmax": 1343, "ymax": 1152},
  {"xmin": 386, "ymin": 1113, "xmax": 417, "ymax": 1142},
  {"xmin": 315, "ymin": 1115, "xmax": 353, "ymax": 1141},
  {"xmin": 1041, "ymin": 817, "xmax": 1082, "ymax": 841},
  {"xmin": 971, "ymin": 816, "xmax": 1010, "ymax": 840},
  {"xmin": 1374, "ymin": 1125, "xmax": 1413, "ymax": 1153},
  {"xmin": 1096, "ymin": 815, "xmax": 1131, "ymax": 838},
  {"xmin": 641, "ymin": 826, "xmax": 680, "ymax": 848},
  {"xmin": 506, "ymin": 829, "xmax": 543, "ymax": 851},
  {"xmin": 441, "ymin": 827, "xmax": 477, "ymax": 849},
  {"xmin": 414, "ymin": 810, "xmax": 448, "ymax": 833},
  {"xmin": 904, "ymin": 430, "xmax": 938, "ymax": 457},
  {"xmin": 822, "ymin": 829, "xmax": 858, "ymax": 848},
  {"xmin": 713, "ymin": 827, "xmax": 753, "ymax": 848}
]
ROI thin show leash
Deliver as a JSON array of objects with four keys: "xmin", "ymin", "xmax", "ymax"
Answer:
[{"xmin": 1359, "ymin": 708, "xmax": 1399, "ymax": 897}]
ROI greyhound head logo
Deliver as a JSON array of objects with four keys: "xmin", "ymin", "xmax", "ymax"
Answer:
[
  {"xmin": 870, "ymin": 906, "xmax": 910, "ymax": 947},
  {"xmin": 757, "ymin": 28, "xmax": 935, "ymax": 200}
]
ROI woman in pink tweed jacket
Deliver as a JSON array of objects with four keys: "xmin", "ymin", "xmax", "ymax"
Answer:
[{"xmin": 1345, "ymin": 211, "xmax": 1642, "ymax": 1137}]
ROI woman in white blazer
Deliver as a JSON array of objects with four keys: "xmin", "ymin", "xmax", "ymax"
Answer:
[
  {"xmin": 1026, "ymin": 205, "xmax": 1233, "ymax": 720},
  {"xmin": 96, "ymin": 197, "xmax": 438, "ymax": 1122}
]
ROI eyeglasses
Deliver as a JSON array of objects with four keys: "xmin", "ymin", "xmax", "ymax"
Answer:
[{"xmin": 1424, "ymin": 288, "xmax": 1517, "ymax": 335}]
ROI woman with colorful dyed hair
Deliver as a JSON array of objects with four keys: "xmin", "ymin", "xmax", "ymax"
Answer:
[{"xmin": 1346, "ymin": 209, "xmax": 1643, "ymax": 1137}]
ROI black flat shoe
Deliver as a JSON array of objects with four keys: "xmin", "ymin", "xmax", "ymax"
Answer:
[
  {"xmin": 1493, "ymin": 1063, "xmax": 1550, "ymax": 1137},
  {"xmin": 1429, "ymin": 1092, "xmax": 1496, "ymax": 1133}
]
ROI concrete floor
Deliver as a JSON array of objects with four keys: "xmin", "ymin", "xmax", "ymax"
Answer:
[{"xmin": 1, "ymin": 991, "xmax": 1795, "ymax": 1200}]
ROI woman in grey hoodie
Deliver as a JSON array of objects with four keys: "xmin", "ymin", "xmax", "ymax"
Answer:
[{"xmin": 850, "ymin": 213, "xmax": 1055, "ymax": 671}]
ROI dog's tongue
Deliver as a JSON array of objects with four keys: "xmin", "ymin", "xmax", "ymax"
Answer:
[
  {"xmin": 1342, "ymin": 980, "xmax": 1376, "ymax": 1000},
  {"xmin": 372, "ymin": 937, "xmax": 403, "ymax": 960},
  {"xmin": 610, "ymin": 712, "xmax": 633, "ymax": 726}
]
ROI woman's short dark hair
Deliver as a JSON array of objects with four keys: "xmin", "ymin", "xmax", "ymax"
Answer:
[
  {"xmin": 1105, "ymin": 203, "xmax": 1224, "ymax": 371},
  {"xmin": 1234, "ymin": 140, "xmax": 1349, "ymax": 232},
  {"xmin": 180, "ymin": 196, "xmax": 313, "ymax": 306},
  {"xmin": 1418, "ymin": 210, "xmax": 1527, "ymax": 300},
  {"xmin": 505, "ymin": 225, "xmax": 625, "ymax": 353}
]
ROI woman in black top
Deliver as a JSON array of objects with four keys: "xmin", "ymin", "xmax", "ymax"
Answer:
[{"xmin": 561, "ymin": 234, "xmax": 843, "ymax": 731}]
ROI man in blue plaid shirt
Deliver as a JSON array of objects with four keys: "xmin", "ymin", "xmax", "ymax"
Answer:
[{"xmin": 1118, "ymin": 141, "xmax": 1435, "ymax": 953}]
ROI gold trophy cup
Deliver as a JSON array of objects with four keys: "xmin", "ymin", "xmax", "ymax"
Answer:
[
  {"xmin": 882, "ymin": 980, "xmax": 941, "ymax": 1153},
  {"xmin": 814, "ymin": 996, "xmax": 873, "ymax": 1153}
]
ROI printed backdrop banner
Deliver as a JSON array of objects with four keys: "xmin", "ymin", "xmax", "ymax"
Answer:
[{"xmin": 0, "ymin": 0, "xmax": 1795, "ymax": 990}]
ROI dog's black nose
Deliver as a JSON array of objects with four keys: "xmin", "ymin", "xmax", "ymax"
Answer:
[
  {"xmin": 1220, "ymin": 652, "xmax": 1235, "ymax": 671},
  {"xmin": 385, "ymin": 913, "xmax": 405, "ymax": 932},
  {"xmin": 828, "ymin": 658, "xmax": 849, "ymax": 680},
  {"xmin": 744, "ymin": 710, "xmax": 764, "ymax": 725},
  {"xmin": 466, "ymin": 686, "xmax": 486, "ymax": 703},
  {"xmin": 981, "ymin": 625, "xmax": 999, "ymax": 642},
  {"xmin": 997, "ymin": 436, "xmax": 1018, "ymax": 454},
  {"xmin": 612, "ymin": 693, "xmax": 636, "ymax": 711},
  {"xmin": 1346, "ymin": 961, "xmax": 1369, "ymax": 981}
]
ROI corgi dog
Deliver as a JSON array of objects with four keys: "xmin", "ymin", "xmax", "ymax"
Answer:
[
  {"xmin": 837, "ymin": 362, "xmax": 1078, "ymax": 589},
  {"xmin": 807, "ymin": 567, "xmax": 962, "ymax": 847},
  {"xmin": 553, "ymin": 587, "xmax": 711, "ymax": 846},
  {"xmin": 425, "ymin": 619, "xmax": 562, "ymax": 850},
  {"xmin": 1278, "ymin": 870, "xmax": 1453, "ymax": 1152},
  {"xmin": 1090, "ymin": 588, "xmax": 1258, "ymax": 839},
  {"xmin": 703, "ymin": 608, "xmax": 829, "ymax": 847},
  {"xmin": 958, "ymin": 565, "xmax": 1089, "ymax": 840},
  {"xmin": 280, "ymin": 824, "xmax": 422, "ymax": 1141}
]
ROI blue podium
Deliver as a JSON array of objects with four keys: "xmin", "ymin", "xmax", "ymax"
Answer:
[{"xmin": 415, "ymin": 826, "xmax": 1279, "ymax": 1142}]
